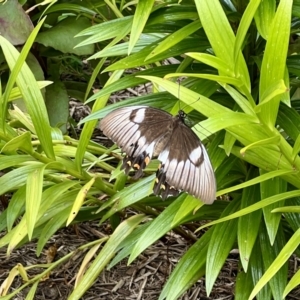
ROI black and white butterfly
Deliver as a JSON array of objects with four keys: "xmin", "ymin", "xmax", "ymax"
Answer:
[{"xmin": 100, "ymin": 106, "xmax": 216, "ymax": 204}]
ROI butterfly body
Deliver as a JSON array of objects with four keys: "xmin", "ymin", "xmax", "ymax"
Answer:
[{"xmin": 100, "ymin": 106, "xmax": 216, "ymax": 204}]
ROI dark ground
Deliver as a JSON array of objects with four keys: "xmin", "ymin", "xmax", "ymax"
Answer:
[
  {"xmin": 1, "ymin": 94, "xmax": 300, "ymax": 299},
  {"xmin": 1, "ymin": 217, "xmax": 300, "ymax": 299}
]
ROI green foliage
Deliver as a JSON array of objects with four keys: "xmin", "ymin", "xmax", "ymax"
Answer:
[{"xmin": 1, "ymin": 0, "xmax": 300, "ymax": 299}]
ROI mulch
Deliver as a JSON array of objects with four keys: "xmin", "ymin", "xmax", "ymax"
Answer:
[{"xmin": 1, "ymin": 93, "xmax": 300, "ymax": 299}]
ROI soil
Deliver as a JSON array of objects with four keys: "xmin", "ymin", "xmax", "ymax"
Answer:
[{"xmin": 1, "ymin": 96, "xmax": 300, "ymax": 300}]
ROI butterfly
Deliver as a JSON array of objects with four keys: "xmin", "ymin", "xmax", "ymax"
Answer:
[{"xmin": 99, "ymin": 106, "xmax": 216, "ymax": 204}]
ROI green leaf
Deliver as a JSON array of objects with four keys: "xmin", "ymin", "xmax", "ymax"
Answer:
[
  {"xmin": 218, "ymin": 169, "xmax": 294, "ymax": 198},
  {"xmin": 0, "ymin": 33, "xmax": 55, "ymax": 159},
  {"xmin": 283, "ymin": 268, "xmax": 300, "ymax": 298},
  {"xmin": 1, "ymin": 131, "xmax": 33, "ymax": 155},
  {"xmin": 234, "ymin": 0, "xmax": 261, "ymax": 62},
  {"xmin": 36, "ymin": 206, "xmax": 71, "ymax": 255},
  {"xmin": 221, "ymin": 83, "xmax": 256, "ymax": 115},
  {"xmin": 137, "ymin": 75, "xmax": 227, "ymax": 116},
  {"xmin": 45, "ymin": 80, "xmax": 69, "ymax": 133},
  {"xmin": 258, "ymin": 0, "xmax": 293, "ymax": 127},
  {"xmin": 36, "ymin": 17, "xmax": 94, "ymax": 55},
  {"xmin": 292, "ymin": 132, "xmax": 300, "ymax": 162},
  {"xmin": 128, "ymin": 0, "xmax": 155, "ymax": 54},
  {"xmin": 256, "ymin": 79, "xmax": 287, "ymax": 111},
  {"xmin": 87, "ymin": 33, "xmax": 159, "ymax": 60},
  {"xmin": 223, "ymin": 131, "xmax": 237, "ymax": 157},
  {"xmin": 26, "ymin": 166, "xmax": 45, "ymax": 240},
  {"xmin": 261, "ymin": 171, "xmax": 287, "ymax": 244},
  {"xmin": 105, "ymin": 37, "xmax": 209, "ymax": 71},
  {"xmin": 159, "ymin": 229, "xmax": 212, "ymax": 300},
  {"xmin": 108, "ymin": 223, "xmax": 151, "ymax": 269},
  {"xmin": 0, "ymin": 182, "xmax": 79, "ymax": 252},
  {"xmin": 277, "ymin": 103, "xmax": 300, "ymax": 142},
  {"xmin": 238, "ymin": 168, "xmax": 262, "ymax": 272},
  {"xmin": 147, "ymin": 20, "xmax": 202, "ymax": 59},
  {"xmin": 85, "ymin": 65, "xmax": 178, "ymax": 104},
  {"xmin": 195, "ymin": 0, "xmax": 250, "ymax": 90},
  {"xmin": 254, "ymin": 0, "xmax": 276, "ymax": 39},
  {"xmin": 199, "ymin": 189, "xmax": 300, "ymax": 230},
  {"xmin": 68, "ymin": 215, "xmax": 145, "ymax": 300},
  {"xmin": 193, "ymin": 112, "xmax": 259, "ymax": 140},
  {"xmin": 67, "ymin": 177, "xmax": 96, "ymax": 226},
  {"xmin": 75, "ymin": 70, "xmax": 124, "ymax": 171},
  {"xmin": 25, "ymin": 280, "xmax": 39, "ymax": 300},
  {"xmin": 9, "ymin": 105, "xmax": 37, "ymax": 133},
  {"xmin": 249, "ymin": 238, "xmax": 272, "ymax": 300},
  {"xmin": 99, "ymin": 175, "xmax": 155, "ymax": 222},
  {"xmin": 235, "ymin": 268, "xmax": 253, "ymax": 300},
  {"xmin": 0, "ymin": 163, "xmax": 47, "ymax": 196},
  {"xmin": 6, "ymin": 185, "xmax": 26, "ymax": 231},
  {"xmin": 249, "ymin": 225, "xmax": 290, "ymax": 299},
  {"xmin": 76, "ymin": 16, "xmax": 133, "ymax": 40},
  {"xmin": 0, "ymin": 0, "xmax": 33, "ymax": 45},
  {"xmin": 240, "ymin": 135, "xmax": 281, "ymax": 155},
  {"xmin": 259, "ymin": 225, "xmax": 287, "ymax": 300},
  {"xmin": 0, "ymin": 16, "xmax": 45, "ymax": 129},
  {"xmin": 129, "ymin": 195, "xmax": 199, "ymax": 263},
  {"xmin": 186, "ymin": 52, "xmax": 234, "ymax": 76},
  {"xmin": 0, "ymin": 155, "xmax": 35, "ymax": 170},
  {"xmin": 206, "ymin": 198, "xmax": 240, "ymax": 295}
]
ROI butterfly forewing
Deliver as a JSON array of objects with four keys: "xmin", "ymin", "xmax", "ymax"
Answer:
[
  {"xmin": 100, "ymin": 106, "xmax": 173, "ymax": 156},
  {"xmin": 100, "ymin": 106, "xmax": 216, "ymax": 204}
]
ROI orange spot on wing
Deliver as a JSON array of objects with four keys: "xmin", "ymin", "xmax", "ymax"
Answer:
[{"xmin": 145, "ymin": 156, "xmax": 150, "ymax": 165}]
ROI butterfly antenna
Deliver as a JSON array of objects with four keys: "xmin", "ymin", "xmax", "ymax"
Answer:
[{"xmin": 178, "ymin": 81, "xmax": 181, "ymax": 111}]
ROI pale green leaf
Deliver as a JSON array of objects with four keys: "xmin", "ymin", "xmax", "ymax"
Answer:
[
  {"xmin": 165, "ymin": 72, "xmax": 243, "ymax": 87},
  {"xmin": 283, "ymin": 268, "xmax": 300, "ymax": 298},
  {"xmin": 221, "ymin": 84, "xmax": 256, "ymax": 115},
  {"xmin": 234, "ymin": 0, "xmax": 261, "ymax": 62},
  {"xmin": 1, "ymin": 132, "xmax": 33, "ymax": 155},
  {"xmin": 9, "ymin": 105, "xmax": 36, "ymax": 134},
  {"xmin": 25, "ymin": 281, "xmax": 38, "ymax": 300},
  {"xmin": 240, "ymin": 135, "xmax": 281, "ymax": 155},
  {"xmin": 258, "ymin": 0, "xmax": 293, "ymax": 127},
  {"xmin": 75, "ymin": 70, "xmax": 124, "ymax": 171},
  {"xmin": 26, "ymin": 166, "xmax": 45, "ymax": 240},
  {"xmin": 128, "ymin": 0, "xmax": 155, "ymax": 54},
  {"xmin": 147, "ymin": 21, "xmax": 202, "ymax": 59},
  {"xmin": 238, "ymin": 168, "xmax": 262, "ymax": 272},
  {"xmin": 256, "ymin": 79, "xmax": 287, "ymax": 111},
  {"xmin": 195, "ymin": 0, "xmax": 250, "ymax": 90},
  {"xmin": 261, "ymin": 172, "xmax": 287, "ymax": 245},
  {"xmin": 159, "ymin": 229, "xmax": 212, "ymax": 300},
  {"xmin": 186, "ymin": 52, "xmax": 235, "ymax": 76},
  {"xmin": 218, "ymin": 169, "xmax": 294, "ymax": 197},
  {"xmin": 206, "ymin": 199, "xmax": 240, "ymax": 294},
  {"xmin": 292, "ymin": 134, "xmax": 300, "ymax": 162},
  {"xmin": 68, "ymin": 215, "xmax": 145, "ymax": 300},
  {"xmin": 6, "ymin": 185, "xmax": 26, "ymax": 231},
  {"xmin": 235, "ymin": 269, "xmax": 253, "ymax": 300},
  {"xmin": 67, "ymin": 177, "xmax": 96, "ymax": 226},
  {"xmin": 199, "ymin": 190, "xmax": 300, "ymax": 231},
  {"xmin": 249, "ymin": 226, "xmax": 290, "ymax": 300},
  {"xmin": 254, "ymin": 0, "xmax": 276, "ymax": 39},
  {"xmin": 129, "ymin": 195, "xmax": 199, "ymax": 263},
  {"xmin": 0, "ymin": 19, "xmax": 55, "ymax": 159}
]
